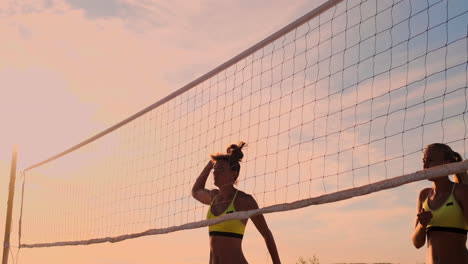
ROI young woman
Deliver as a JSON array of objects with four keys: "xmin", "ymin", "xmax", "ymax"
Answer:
[
  {"xmin": 192, "ymin": 142, "xmax": 281, "ymax": 264},
  {"xmin": 412, "ymin": 143, "xmax": 468, "ymax": 264}
]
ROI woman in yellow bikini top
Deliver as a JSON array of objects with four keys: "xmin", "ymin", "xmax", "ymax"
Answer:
[
  {"xmin": 412, "ymin": 143, "xmax": 468, "ymax": 264},
  {"xmin": 192, "ymin": 142, "xmax": 281, "ymax": 264},
  {"xmin": 206, "ymin": 190, "xmax": 246, "ymax": 238},
  {"xmin": 422, "ymin": 183, "xmax": 468, "ymax": 235}
]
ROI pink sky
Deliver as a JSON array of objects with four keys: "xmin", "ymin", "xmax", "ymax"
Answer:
[{"xmin": 1, "ymin": 0, "xmax": 459, "ymax": 263}]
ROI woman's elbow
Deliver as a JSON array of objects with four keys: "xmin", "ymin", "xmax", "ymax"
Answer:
[
  {"xmin": 191, "ymin": 184, "xmax": 201, "ymax": 196},
  {"xmin": 413, "ymin": 242, "xmax": 424, "ymax": 249},
  {"xmin": 412, "ymin": 237, "xmax": 425, "ymax": 249}
]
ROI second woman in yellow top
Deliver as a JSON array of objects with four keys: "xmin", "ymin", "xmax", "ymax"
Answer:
[{"xmin": 412, "ymin": 143, "xmax": 468, "ymax": 264}]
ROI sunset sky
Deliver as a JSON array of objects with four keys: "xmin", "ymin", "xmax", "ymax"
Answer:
[{"xmin": 1, "ymin": 0, "xmax": 467, "ymax": 263}]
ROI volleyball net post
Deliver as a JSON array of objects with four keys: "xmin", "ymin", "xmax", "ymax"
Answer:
[{"xmin": 2, "ymin": 146, "xmax": 18, "ymax": 264}]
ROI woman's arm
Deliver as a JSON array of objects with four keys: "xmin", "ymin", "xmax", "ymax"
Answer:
[
  {"xmin": 245, "ymin": 195, "xmax": 281, "ymax": 264},
  {"xmin": 412, "ymin": 188, "xmax": 431, "ymax": 249},
  {"xmin": 192, "ymin": 161, "xmax": 216, "ymax": 205}
]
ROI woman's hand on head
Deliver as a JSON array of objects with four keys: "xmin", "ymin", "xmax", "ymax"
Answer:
[{"xmin": 203, "ymin": 160, "xmax": 214, "ymax": 172}]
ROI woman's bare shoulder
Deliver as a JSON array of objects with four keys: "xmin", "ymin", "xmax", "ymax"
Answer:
[
  {"xmin": 236, "ymin": 190, "xmax": 254, "ymax": 200},
  {"xmin": 235, "ymin": 190, "xmax": 258, "ymax": 210},
  {"xmin": 418, "ymin": 188, "xmax": 431, "ymax": 201}
]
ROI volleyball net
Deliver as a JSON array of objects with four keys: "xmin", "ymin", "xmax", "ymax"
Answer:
[{"xmin": 15, "ymin": 0, "xmax": 468, "ymax": 248}]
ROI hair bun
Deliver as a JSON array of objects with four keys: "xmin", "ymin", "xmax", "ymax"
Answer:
[
  {"xmin": 452, "ymin": 151, "xmax": 463, "ymax": 162},
  {"xmin": 227, "ymin": 142, "xmax": 246, "ymax": 162}
]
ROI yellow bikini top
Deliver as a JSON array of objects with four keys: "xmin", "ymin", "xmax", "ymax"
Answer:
[
  {"xmin": 422, "ymin": 183, "xmax": 468, "ymax": 234},
  {"xmin": 206, "ymin": 190, "xmax": 246, "ymax": 239}
]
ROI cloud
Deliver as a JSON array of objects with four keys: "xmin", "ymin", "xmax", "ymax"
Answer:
[
  {"xmin": 64, "ymin": 0, "xmax": 134, "ymax": 19},
  {"xmin": 62, "ymin": 0, "xmax": 167, "ymax": 31},
  {"xmin": 0, "ymin": 0, "xmax": 53, "ymax": 15}
]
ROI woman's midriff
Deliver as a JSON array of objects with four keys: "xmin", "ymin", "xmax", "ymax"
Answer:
[
  {"xmin": 210, "ymin": 236, "xmax": 247, "ymax": 264},
  {"xmin": 427, "ymin": 231, "xmax": 468, "ymax": 264}
]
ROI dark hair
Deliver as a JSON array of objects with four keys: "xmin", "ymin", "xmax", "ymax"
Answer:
[
  {"xmin": 426, "ymin": 143, "xmax": 463, "ymax": 162},
  {"xmin": 426, "ymin": 143, "xmax": 465, "ymax": 182},
  {"xmin": 210, "ymin": 142, "xmax": 246, "ymax": 173}
]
